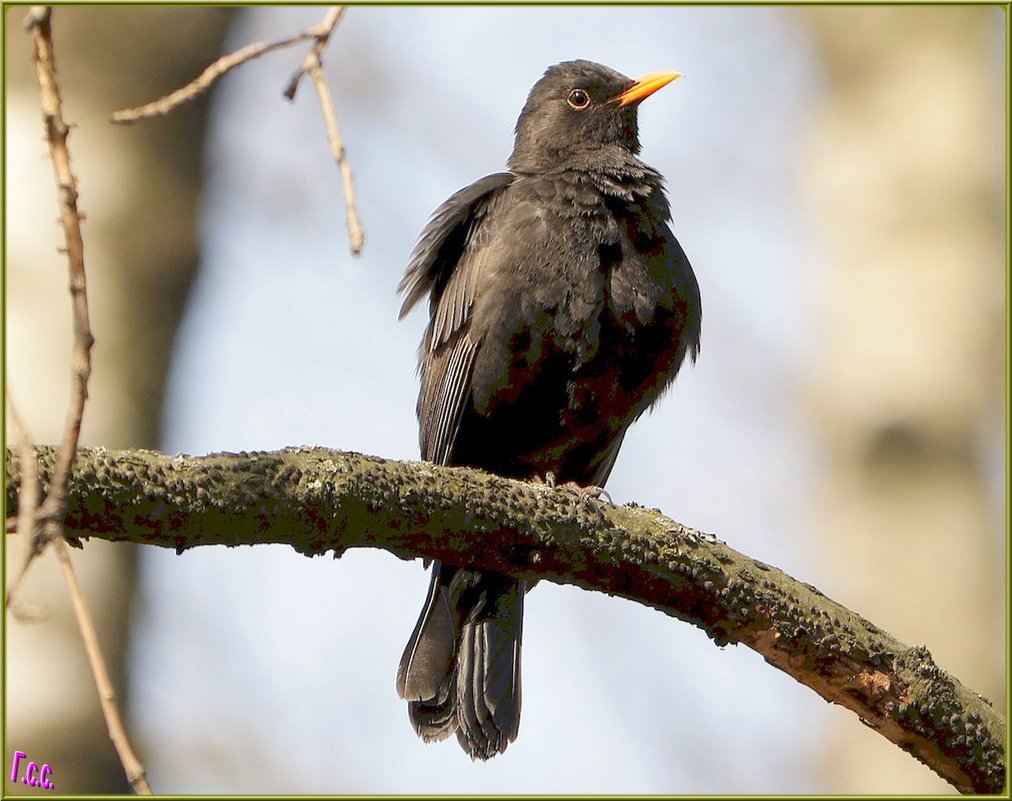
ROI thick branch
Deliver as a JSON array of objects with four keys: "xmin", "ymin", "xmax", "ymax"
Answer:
[{"xmin": 5, "ymin": 445, "xmax": 1005, "ymax": 794}]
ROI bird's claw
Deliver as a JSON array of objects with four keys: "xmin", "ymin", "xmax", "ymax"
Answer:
[
  {"xmin": 558, "ymin": 481, "xmax": 611, "ymax": 504},
  {"xmin": 533, "ymin": 471, "xmax": 611, "ymax": 504}
]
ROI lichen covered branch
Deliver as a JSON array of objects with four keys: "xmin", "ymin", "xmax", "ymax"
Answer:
[{"xmin": 5, "ymin": 444, "xmax": 1005, "ymax": 794}]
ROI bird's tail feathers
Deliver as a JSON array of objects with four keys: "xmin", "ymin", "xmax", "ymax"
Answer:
[
  {"xmin": 398, "ymin": 564, "xmax": 524, "ymax": 759},
  {"xmin": 455, "ymin": 620, "xmax": 522, "ymax": 759},
  {"xmin": 397, "ymin": 562, "xmax": 457, "ymax": 703},
  {"xmin": 455, "ymin": 578, "xmax": 524, "ymax": 760}
]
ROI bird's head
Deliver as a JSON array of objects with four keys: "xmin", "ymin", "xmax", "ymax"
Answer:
[{"xmin": 508, "ymin": 60, "xmax": 681, "ymax": 175}]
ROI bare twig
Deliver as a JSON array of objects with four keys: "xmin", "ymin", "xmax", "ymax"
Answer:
[
  {"xmin": 283, "ymin": 7, "xmax": 363, "ymax": 255},
  {"xmin": 282, "ymin": 8, "xmax": 364, "ymax": 255},
  {"xmin": 52, "ymin": 538, "xmax": 153, "ymax": 794},
  {"xmin": 22, "ymin": 7, "xmax": 153, "ymax": 794},
  {"xmin": 5, "ymin": 384, "xmax": 45, "ymax": 621},
  {"xmin": 110, "ymin": 24, "xmax": 324, "ymax": 123},
  {"xmin": 309, "ymin": 67, "xmax": 365, "ymax": 254},
  {"xmin": 110, "ymin": 6, "xmax": 364, "ymax": 256},
  {"xmin": 309, "ymin": 67, "xmax": 364, "ymax": 253},
  {"xmin": 282, "ymin": 6, "xmax": 345, "ymax": 100},
  {"xmin": 26, "ymin": 5, "xmax": 94, "ymax": 532}
]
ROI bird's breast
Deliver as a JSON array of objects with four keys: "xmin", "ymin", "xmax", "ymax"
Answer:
[{"xmin": 451, "ymin": 181, "xmax": 695, "ymax": 484}]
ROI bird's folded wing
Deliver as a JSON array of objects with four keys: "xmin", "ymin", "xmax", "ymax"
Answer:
[
  {"xmin": 399, "ymin": 173, "xmax": 514, "ymax": 466},
  {"xmin": 419, "ymin": 331, "xmax": 479, "ymax": 466},
  {"xmin": 398, "ymin": 172, "xmax": 513, "ymax": 322}
]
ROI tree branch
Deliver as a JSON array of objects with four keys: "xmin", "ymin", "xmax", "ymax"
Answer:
[
  {"xmin": 279, "ymin": 7, "xmax": 363, "ymax": 254},
  {"xmin": 5, "ymin": 445, "xmax": 1005, "ymax": 794},
  {"xmin": 108, "ymin": 18, "xmax": 327, "ymax": 123},
  {"xmin": 109, "ymin": 5, "xmax": 363, "ymax": 256},
  {"xmin": 17, "ymin": 7, "xmax": 153, "ymax": 794},
  {"xmin": 4, "ymin": 384, "xmax": 44, "ymax": 619},
  {"xmin": 25, "ymin": 5, "xmax": 94, "ymax": 531}
]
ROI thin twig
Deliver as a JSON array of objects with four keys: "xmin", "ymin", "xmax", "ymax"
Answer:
[
  {"xmin": 281, "ymin": 6, "xmax": 345, "ymax": 100},
  {"xmin": 53, "ymin": 538, "xmax": 153, "ymax": 794},
  {"xmin": 306, "ymin": 58, "xmax": 364, "ymax": 255},
  {"xmin": 23, "ymin": 7, "xmax": 153, "ymax": 794},
  {"xmin": 5, "ymin": 384, "xmax": 45, "ymax": 621},
  {"xmin": 110, "ymin": 6, "xmax": 364, "ymax": 256},
  {"xmin": 110, "ymin": 25, "xmax": 325, "ymax": 123},
  {"xmin": 27, "ymin": 4, "xmax": 94, "ymax": 532},
  {"xmin": 281, "ymin": 8, "xmax": 363, "ymax": 255}
]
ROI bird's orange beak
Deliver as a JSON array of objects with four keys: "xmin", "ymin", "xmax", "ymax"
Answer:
[{"xmin": 614, "ymin": 71, "xmax": 683, "ymax": 107}]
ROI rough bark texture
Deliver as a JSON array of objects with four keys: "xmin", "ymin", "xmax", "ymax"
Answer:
[{"xmin": 5, "ymin": 445, "xmax": 1005, "ymax": 794}]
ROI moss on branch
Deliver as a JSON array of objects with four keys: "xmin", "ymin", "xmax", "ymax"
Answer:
[{"xmin": 5, "ymin": 445, "xmax": 1005, "ymax": 794}]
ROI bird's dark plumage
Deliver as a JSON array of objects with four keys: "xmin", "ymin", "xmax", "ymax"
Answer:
[{"xmin": 396, "ymin": 59, "xmax": 701, "ymax": 760}]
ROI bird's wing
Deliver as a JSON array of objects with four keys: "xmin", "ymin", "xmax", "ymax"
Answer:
[
  {"xmin": 398, "ymin": 173, "xmax": 513, "ymax": 466},
  {"xmin": 590, "ymin": 428, "xmax": 627, "ymax": 487},
  {"xmin": 398, "ymin": 172, "xmax": 513, "ymax": 322},
  {"xmin": 418, "ymin": 329, "xmax": 479, "ymax": 465}
]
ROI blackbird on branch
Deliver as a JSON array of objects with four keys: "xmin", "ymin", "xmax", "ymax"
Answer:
[{"xmin": 396, "ymin": 59, "xmax": 702, "ymax": 760}]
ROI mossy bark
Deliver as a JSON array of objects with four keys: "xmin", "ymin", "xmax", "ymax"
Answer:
[{"xmin": 6, "ymin": 445, "xmax": 1005, "ymax": 794}]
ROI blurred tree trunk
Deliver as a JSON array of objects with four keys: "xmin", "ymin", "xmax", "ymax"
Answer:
[
  {"xmin": 798, "ymin": 6, "xmax": 1005, "ymax": 793},
  {"xmin": 5, "ymin": 7, "xmax": 234, "ymax": 793}
]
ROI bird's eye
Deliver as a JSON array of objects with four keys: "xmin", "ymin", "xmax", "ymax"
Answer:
[{"xmin": 567, "ymin": 88, "xmax": 591, "ymax": 110}]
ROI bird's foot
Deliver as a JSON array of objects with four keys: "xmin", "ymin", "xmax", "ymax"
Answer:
[
  {"xmin": 535, "ymin": 471, "xmax": 612, "ymax": 504},
  {"xmin": 558, "ymin": 481, "xmax": 611, "ymax": 504}
]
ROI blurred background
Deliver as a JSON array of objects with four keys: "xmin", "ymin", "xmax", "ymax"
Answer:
[{"xmin": 4, "ymin": 5, "xmax": 1005, "ymax": 794}]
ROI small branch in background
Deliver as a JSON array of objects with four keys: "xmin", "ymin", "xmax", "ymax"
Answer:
[
  {"xmin": 109, "ymin": 29, "xmax": 321, "ymax": 123},
  {"xmin": 19, "ymin": 7, "xmax": 153, "ymax": 794},
  {"xmin": 307, "ymin": 68, "xmax": 365, "ymax": 254},
  {"xmin": 282, "ymin": 7, "xmax": 363, "ymax": 254},
  {"xmin": 53, "ymin": 538, "xmax": 153, "ymax": 794},
  {"xmin": 281, "ymin": 6, "xmax": 344, "ymax": 98},
  {"xmin": 310, "ymin": 69, "xmax": 365, "ymax": 253},
  {"xmin": 25, "ymin": 4, "xmax": 94, "ymax": 533},
  {"xmin": 110, "ymin": 5, "xmax": 364, "ymax": 256},
  {"xmin": 5, "ymin": 384, "xmax": 45, "ymax": 620}
]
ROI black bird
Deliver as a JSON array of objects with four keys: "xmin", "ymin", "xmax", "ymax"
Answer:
[{"xmin": 396, "ymin": 59, "xmax": 701, "ymax": 760}]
